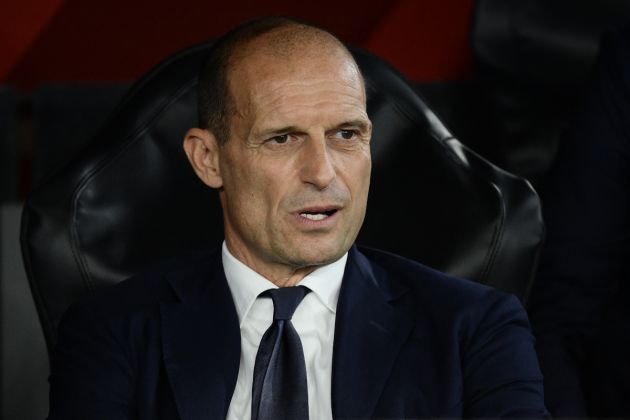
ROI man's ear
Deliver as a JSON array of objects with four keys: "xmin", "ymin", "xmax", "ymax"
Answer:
[{"xmin": 183, "ymin": 128, "xmax": 223, "ymax": 188}]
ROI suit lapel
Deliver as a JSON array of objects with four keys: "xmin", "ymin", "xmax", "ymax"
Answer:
[
  {"xmin": 332, "ymin": 247, "xmax": 415, "ymax": 419},
  {"xmin": 160, "ymin": 251, "xmax": 241, "ymax": 420}
]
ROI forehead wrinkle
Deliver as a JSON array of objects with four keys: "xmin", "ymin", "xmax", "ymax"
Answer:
[
  {"xmin": 254, "ymin": 84, "xmax": 366, "ymax": 121},
  {"xmin": 248, "ymin": 62, "xmax": 367, "ymax": 108},
  {"xmin": 266, "ymin": 95, "xmax": 366, "ymax": 118},
  {"xmin": 254, "ymin": 81, "xmax": 365, "ymax": 109},
  {"xmin": 264, "ymin": 58, "xmax": 365, "ymax": 99},
  {"xmin": 252, "ymin": 106, "xmax": 369, "ymax": 140}
]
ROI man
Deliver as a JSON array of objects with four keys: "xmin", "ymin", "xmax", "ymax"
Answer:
[{"xmin": 48, "ymin": 17, "xmax": 548, "ymax": 419}]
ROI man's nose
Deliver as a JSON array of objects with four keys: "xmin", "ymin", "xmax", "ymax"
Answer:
[{"xmin": 300, "ymin": 136, "xmax": 336, "ymax": 190}]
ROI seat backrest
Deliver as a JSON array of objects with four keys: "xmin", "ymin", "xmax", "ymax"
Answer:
[
  {"xmin": 30, "ymin": 84, "xmax": 130, "ymax": 187},
  {"xmin": 21, "ymin": 42, "xmax": 543, "ymax": 352}
]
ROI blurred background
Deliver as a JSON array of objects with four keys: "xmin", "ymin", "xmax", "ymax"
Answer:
[{"xmin": 2, "ymin": 0, "xmax": 630, "ymax": 418}]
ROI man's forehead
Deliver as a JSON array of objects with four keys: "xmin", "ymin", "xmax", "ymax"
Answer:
[
  {"xmin": 230, "ymin": 69, "xmax": 368, "ymax": 139},
  {"xmin": 230, "ymin": 60, "xmax": 366, "ymax": 129},
  {"xmin": 227, "ymin": 25, "xmax": 362, "ymax": 89},
  {"xmin": 222, "ymin": 25, "xmax": 367, "ymax": 133},
  {"xmin": 239, "ymin": 55, "xmax": 361, "ymax": 90},
  {"xmin": 232, "ymin": 50, "xmax": 363, "ymax": 104}
]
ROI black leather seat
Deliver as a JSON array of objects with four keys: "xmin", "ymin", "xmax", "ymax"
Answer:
[{"xmin": 21, "ymin": 42, "xmax": 543, "ymax": 352}]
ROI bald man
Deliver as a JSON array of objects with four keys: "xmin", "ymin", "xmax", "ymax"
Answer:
[{"xmin": 48, "ymin": 18, "xmax": 549, "ymax": 419}]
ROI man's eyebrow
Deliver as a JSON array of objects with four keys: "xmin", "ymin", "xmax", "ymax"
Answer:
[
  {"xmin": 257, "ymin": 126, "xmax": 301, "ymax": 138},
  {"xmin": 337, "ymin": 119, "xmax": 371, "ymax": 132}
]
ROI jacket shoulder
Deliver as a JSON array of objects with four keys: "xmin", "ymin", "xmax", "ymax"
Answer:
[{"xmin": 356, "ymin": 246, "xmax": 509, "ymax": 304}]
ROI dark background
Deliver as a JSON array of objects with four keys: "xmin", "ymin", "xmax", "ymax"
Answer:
[{"xmin": 1, "ymin": 0, "xmax": 474, "ymax": 88}]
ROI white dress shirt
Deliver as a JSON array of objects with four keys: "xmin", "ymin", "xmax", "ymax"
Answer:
[{"xmin": 223, "ymin": 242, "xmax": 346, "ymax": 420}]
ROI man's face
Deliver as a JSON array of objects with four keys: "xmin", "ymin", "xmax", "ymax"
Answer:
[{"xmin": 217, "ymin": 45, "xmax": 372, "ymax": 275}]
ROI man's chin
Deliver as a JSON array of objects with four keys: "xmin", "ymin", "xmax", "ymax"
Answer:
[{"xmin": 282, "ymin": 246, "xmax": 348, "ymax": 269}]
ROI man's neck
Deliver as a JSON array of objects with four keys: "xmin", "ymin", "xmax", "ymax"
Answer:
[{"xmin": 224, "ymin": 240, "xmax": 318, "ymax": 287}]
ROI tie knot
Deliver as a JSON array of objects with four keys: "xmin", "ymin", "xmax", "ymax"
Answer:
[{"xmin": 263, "ymin": 286, "xmax": 310, "ymax": 321}]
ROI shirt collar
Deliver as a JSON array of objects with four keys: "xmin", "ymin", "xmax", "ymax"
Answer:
[{"xmin": 222, "ymin": 241, "xmax": 347, "ymax": 326}]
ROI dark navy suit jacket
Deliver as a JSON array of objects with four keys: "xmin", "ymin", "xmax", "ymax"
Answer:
[{"xmin": 48, "ymin": 246, "xmax": 548, "ymax": 419}]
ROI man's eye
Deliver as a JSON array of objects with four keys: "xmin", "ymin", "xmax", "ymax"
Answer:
[
  {"xmin": 335, "ymin": 130, "xmax": 357, "ymax": 140},
  {"xmin": 270, "ymin": 134, "xmax": 289, "ymax": 144}
]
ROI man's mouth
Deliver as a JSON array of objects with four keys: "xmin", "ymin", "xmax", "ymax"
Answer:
[{"xmin": 298, "ymin": 207, "xmax": 339, "ymax": 221}]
